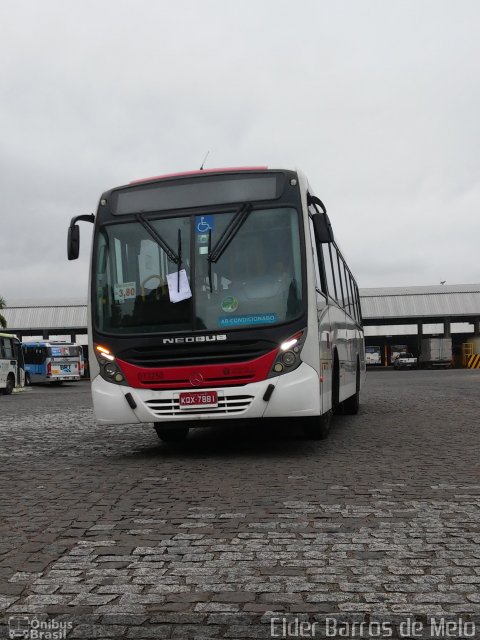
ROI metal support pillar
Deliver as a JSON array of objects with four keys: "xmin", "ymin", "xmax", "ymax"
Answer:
[
  {"xmin": 474, "ymin": 318, "xmax": 480, "ymax": 336},
  {"xmin": 444, "ymin": 319, "xmax": 451, "ymax": 338},
  {"xmin": 417, "ymin": 322, "xmax": 423, "ymax": 357}
]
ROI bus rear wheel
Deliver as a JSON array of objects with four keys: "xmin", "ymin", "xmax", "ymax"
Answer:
[
  {"xmin": 343, "ymin": 363, "xmax": 360, "ymax": 415},
  {"xmin": 304, "ymin": 411, "xmax": 332, "ymax": 440},
  {"xmin": 2, "ymin": 374, "xmax": 15, "ymax": 395},
  {"xmin": 154, "ymin": 424, "xmax": 189, "ymax": 442}
]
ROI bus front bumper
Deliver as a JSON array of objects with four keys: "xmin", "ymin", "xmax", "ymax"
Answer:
[{"xmin": 91, "ymin": 362, "xmax": 321, "ymax": 425}]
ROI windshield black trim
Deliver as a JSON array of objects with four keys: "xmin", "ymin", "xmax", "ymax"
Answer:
[{"xmin": 92, "ymin": 171, "xmax": 305, "ymax": 339}]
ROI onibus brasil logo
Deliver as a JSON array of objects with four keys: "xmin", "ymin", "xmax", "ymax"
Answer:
[{"xmin": 8, "ymin": 616, "xmax": 72, "ymax": 639}]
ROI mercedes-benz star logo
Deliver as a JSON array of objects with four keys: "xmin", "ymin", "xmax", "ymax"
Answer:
[{"xmin": 189, "ymin": 373, "xmax": 204, "ymax": 387}]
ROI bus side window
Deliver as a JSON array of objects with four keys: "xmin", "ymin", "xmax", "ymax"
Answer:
[
  {"xmin": 355, "ymin": 282, "xmax": 363, "ymax": 323},
  {"xmin": 308, "ymin": 210, "xmax": 328, "ymax": 295},
  {"xmin": 342, "ymin": 263, "xmax": 353, "ymax": 317},
  {"xmin": 348, "ymin": 274, "xmax": 359, "ymax": 324},
  {"xmin": 308, "ymin": 218, "xmax": 322, "ymax": 292},
  {"xmin": 330, "ymin": 245, "xmax": 343, "ymax": 306},
  {"xmin": 336, "ymin": 256, "xmax": 347, "ymax": 311},
  {"xmin": 321, "ymin": 244, "xmax": 337, "ymax": 302},
  {"xmin": 3, "ymin": 338, "xmax": 13, "ymax": 359}
]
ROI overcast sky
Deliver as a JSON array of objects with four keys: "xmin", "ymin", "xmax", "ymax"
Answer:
[{"xmin": 1, "ymin": 0, "xmax": 479, "ymax": 304}]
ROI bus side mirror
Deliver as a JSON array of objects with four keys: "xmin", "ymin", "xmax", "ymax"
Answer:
[
  {"xmin": 67, "ymin": 213, "xmax": 95, "ymax": 260},
  {"xmin": 307, "ymin": 193, "xmax": 334, "ymax": 243},
  {"xmin": 312, "ymin": 211, "xmax": 334, "ymax": 244},
  {"xmin": 68, "ymin": 225, "xmax": 80, "ymax": 260}
]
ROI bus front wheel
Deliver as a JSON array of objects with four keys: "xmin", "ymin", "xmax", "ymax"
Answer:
[
  {"xmin": 304, "ymin": 411, "xmax": 332, "ymax": 440},
  {"xmin": 2, "ymin": 374, "xmax": 15, "ymax": 395},
  {"xmin": 154, "ymin": 424, "xmax": 189, "ymax": 442}
]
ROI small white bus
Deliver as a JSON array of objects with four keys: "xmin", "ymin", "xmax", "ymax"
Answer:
[{"xmin": 0, "ymin": 333, "xmax": 25, "ymax": 394}]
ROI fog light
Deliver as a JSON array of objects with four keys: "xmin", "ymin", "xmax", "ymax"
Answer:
[
  {"xmin": 282, "ymin": 351, "xmax": 296, "ymax": 367},
  {"xmin": 114, "ymin": 373, "xmax": 124, "ymax": 382},
  {"xmin": 104, "ymin": 363, "xmax": 117, "ymax": 377},
  {"xmin": 273, "ymin": 362, "xmax": 284, "ymax": 373}
]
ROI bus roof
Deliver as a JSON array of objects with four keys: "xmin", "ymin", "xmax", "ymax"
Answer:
[
  {"xmin": 0, "ymin": 332, "xmax": 17, "ymax": 339},
  {"xmin": 129, "ymin": 166, "xmax": 269, "ymax": 185}
]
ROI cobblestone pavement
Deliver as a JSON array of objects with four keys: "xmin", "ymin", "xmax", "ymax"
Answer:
[{"xmin": 1, "ymin": 370, "xmax": 479, "ymax": 639}]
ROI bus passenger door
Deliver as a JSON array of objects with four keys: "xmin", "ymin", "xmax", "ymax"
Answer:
[
  {"xmin": 0, "ymin": 338, "xmax": 6, "ymax": 387},
  {"xmin": 13, "ymin": 339, "xmax": 25, "ymax": 387}
]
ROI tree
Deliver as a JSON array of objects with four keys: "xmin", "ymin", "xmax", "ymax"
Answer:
[{"xmin": 0, "ymin": 296, "xmax": 7, "ymax": 329}]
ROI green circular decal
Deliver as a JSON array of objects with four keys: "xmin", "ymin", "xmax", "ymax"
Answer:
[{"xmin": 221, "ymin": 296, "xmax": 239, "ymax": 313}]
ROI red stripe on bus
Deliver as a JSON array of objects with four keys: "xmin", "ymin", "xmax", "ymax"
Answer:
[{"xmin": 116, "ymin": 348, "xmax": 277, "ymax": 390}]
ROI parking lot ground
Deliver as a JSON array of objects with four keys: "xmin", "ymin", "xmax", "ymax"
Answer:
[{"xmin": 1, "ymin": 370, "xmax": 479, "ymax": 639}]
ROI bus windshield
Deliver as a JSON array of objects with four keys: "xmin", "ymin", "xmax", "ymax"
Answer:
[{"xmin": 94, "ymin": 206, "xmax": 303, "ymax": 334}]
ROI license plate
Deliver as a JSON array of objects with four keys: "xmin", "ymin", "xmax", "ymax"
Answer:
[{"xmin": 179, "ymin": 391, "xmax": 218, "ymax": 409}]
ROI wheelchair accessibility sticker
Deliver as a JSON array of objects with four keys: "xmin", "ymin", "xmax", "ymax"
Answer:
[{"xmin": 195, "ymin": 215, "xmax": 214, "ymax": 234}]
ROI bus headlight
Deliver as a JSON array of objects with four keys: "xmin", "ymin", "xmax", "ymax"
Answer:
[
  {"xmin": 94, "ymin": 344, "xmax": 126, "ymax": 385},
  {"xmin": 268, "ymin": 329, "xmax": 306, "ymax": 378}
]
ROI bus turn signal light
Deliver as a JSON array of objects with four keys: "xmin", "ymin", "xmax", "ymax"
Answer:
[
  {"xmin": 94, "ymin": 345, "xmax": 126, "ymax": 385},
  {"xmin": 95, "ymin": 344, "xmax": 115, "ymax": 362}
]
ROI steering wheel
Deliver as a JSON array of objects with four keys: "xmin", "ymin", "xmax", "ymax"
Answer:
[{"xmin": 140, "ymin": 274, "xmax": 164, "ymax": 301}]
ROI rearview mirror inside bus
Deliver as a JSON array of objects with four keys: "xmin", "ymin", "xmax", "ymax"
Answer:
[
  {"xmin": 67, "ymin": 224, "xmax": 80, "ymax": 260},
  {"xmin": 312, "ymin": 211, "xmax": 334, "ymax": 244}
]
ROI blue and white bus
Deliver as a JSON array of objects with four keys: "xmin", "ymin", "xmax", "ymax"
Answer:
[{"xmin": 23, "ymin": 341, "xmax": 84, "ymax": 385}]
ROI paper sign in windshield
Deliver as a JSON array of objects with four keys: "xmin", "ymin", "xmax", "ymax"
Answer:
[
  {"xmin": 219, "ymin": 313, "xmax": 278, "ymax": 328},
  {"xmin": 167, "ymin": 269, "xmax": 192, "ymax": 303},
  {"xmin": 114, "ymin": 282, "xmax": 136, "ymax": 303}
]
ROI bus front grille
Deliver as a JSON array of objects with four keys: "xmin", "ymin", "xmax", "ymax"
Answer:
[
  {"xmin": 145, "ymin": 395, "xmax": 254, "ymax": 417},
  {"xmin": 119, "ymin": 340, "xmax": 274, "ymax": 368}
]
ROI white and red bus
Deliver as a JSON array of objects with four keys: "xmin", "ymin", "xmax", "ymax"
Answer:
[{"xmin": 68, "ymin": 167, "xmax": 365, "ymax": 441}]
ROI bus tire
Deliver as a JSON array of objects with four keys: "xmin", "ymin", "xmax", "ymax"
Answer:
[
  {"xmin": 332, "ymin": 351, "xmax": 342, "ymax": 415},
  {"xmin": 343, "ymin": 361, "xmax": 360, "ymax": 415},
  {"xmin": 304, "ymin": 410, "xmax": 332, "ymax": 440},
  {"xmin": 3, "ymin": 374, "xmax": 15, "ymax": 395},
  {"xmin": 154, "ymin": 424, "xmax": 189, "ymax": 442}
]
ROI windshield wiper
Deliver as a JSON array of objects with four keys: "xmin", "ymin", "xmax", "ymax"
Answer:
[
  {"xmin": 207, "ymin": 202, "xmax": 252, "ymax": 264},
  {"xmin": 208, "ymin": 228, "xmax": 213, "ymax": 292},
  {"xmin": 135, "ymin": 212, "xmax": 180, "ymax": 265},
  {"xmin": 177, "ymin": 228, "xmax": 182, "ymax": 292}
]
